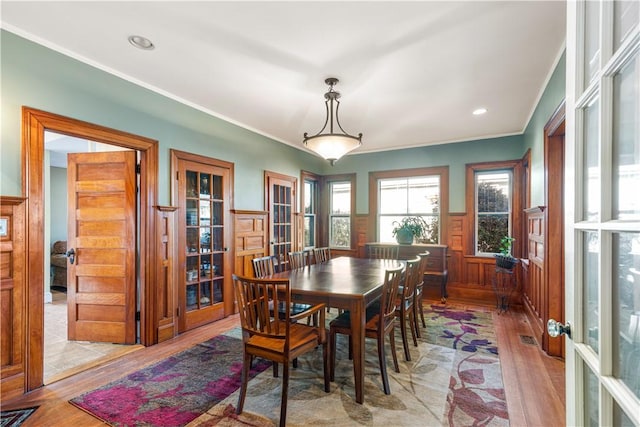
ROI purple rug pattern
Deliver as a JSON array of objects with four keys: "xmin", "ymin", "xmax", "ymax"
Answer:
[
  {"xmin": 70, "ymin": 334, "xmax": 270, "ymax": 427},
  {"xmin": 424, "ymin": 304, "xmax": 507, "ymax": 426}
]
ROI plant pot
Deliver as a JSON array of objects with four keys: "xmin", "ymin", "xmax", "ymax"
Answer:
[
  {"xmin": 495, "ymin": 254, "xmax": 518, "ymax": 270},
  {"xmin": 395, "ymin": 228, "xmax": 414, "ymax": 245}
]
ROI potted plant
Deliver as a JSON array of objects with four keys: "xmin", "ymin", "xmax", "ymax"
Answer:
[
  {"xmin": 392, "ymin": 216, "xmax": 428, "ymax": 245},
  {"xmin": 495, "ymin": 236, "xmax": 518, "ymax": 270}
]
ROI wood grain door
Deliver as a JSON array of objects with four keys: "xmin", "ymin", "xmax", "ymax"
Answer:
[{"xmin": 67, "ymin": 151, "xmax": 137, "ymax": 344}]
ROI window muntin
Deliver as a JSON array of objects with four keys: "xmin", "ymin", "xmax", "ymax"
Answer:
[
  {"xmin": 377, "ymin": 176, "xmax": 440, "ymax": 243},
  {"xmin": 329, "ymin": 181, "xmax": 351, "ymax": 248},
  {"xmin": 475, "ymin": 171, "xmax": 512, "ymax": 255}
]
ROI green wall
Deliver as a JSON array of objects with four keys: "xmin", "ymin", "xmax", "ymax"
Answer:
[
  {"xmin": 1, "ymin": 30, "xmax": 565, "ymax": 216},
  {"xmin": 328, "ymin": 135, "xmax": 524, "ymax": 213},
  {"xmin": 522, "ymin": 51, "xmax": 567, "ymax": 207},
  {"xmin": 1, "ymin": 30, "xmax": 325, "ymax": 209}
]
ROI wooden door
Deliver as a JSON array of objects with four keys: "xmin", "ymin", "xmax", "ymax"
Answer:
[
  {"xmin": 67, "ymin": 151, "xmax": 137, "ymax": 344},
  {"xmin": 174, "ymin": 153, "xmax": 233, "ymax": 332},
  {"xmin": 265, "ymin": 171, "xmax": 297, "ymax": 270}
]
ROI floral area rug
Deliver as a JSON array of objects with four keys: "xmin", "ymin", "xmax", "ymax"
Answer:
[
  {"xmin": 70, "ymin": 334, "xmax": 271, "ymax": 426},
  {"xmin": 192, "ymin": 304, "xmax": 508, "ymax": 427}
]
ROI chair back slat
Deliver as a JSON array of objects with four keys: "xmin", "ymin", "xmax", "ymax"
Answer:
[
  {"xmin": 368, "ymin": 244, "xmax": 399, "ymax": 260},
  {"xmin": 416, "ymin": 251, "xmax": 429, "ymax": 291},
  {"xmin": 379, "ymin": 265, "xmax": 404, "ymax": 331},
  {"xmin": 252, "ymin": 255, "xmax": 277, "ymax": 278},
  {"xmin": 288, "ymin": 251, "xmax": 306, "ymax": 270},
  {"xmin": 233, "ymin": 274, "xmax": 289, "ymax": 345},
  {"xmin": 402, "ymin": 257, "xmax": 422, "ymax": 302},
  {"xmin": 314, "ymin": 247, "xmax": 331, "ymax": 263}
]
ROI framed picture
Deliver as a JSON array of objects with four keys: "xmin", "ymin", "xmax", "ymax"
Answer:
[{"xmin": 0, "ymin": 218, "xmax": 7, "ymax": 237}]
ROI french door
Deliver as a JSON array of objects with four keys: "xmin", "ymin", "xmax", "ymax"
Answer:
[
  {"xmin": 172, "ymin": 150, "xmax": 233, "ymax": 332},
  {"xmin": 564, "ymin": 1, "xmax": 639, "ymax": 425},
  {"xmin": 265, "ymin": 171, "xmax": 297, "ymax": 270}
]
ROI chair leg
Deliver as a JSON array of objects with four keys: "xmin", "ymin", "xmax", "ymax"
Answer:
[
  {"xmin": 399, "ymin": 311, "xmax": 411, "ymax": 361},
  {"xmin": 409, "ymin": 308, "xmax": 418, "ymax": 347},
  {"xmin": 377, "ymin": 334, "xmax": 391, "ymax": 395},
  {"xmin": 419, "ymin": 298, "xmax": 426, "ymax": 328},
  {"xmin": 413, "ymin": 296, "xmax": 423, "ymax": 338},
  {"xmin": 272, "ymin": 361, "xmax": 279, "ymax": 377},
  {"xmin": 279, "ymin": 362, "xmax": 290, "ymax": 427},
  {"xmin": 388, "ymin": 328, "xmax": 400, "ymax": 373},
  {"xmin": 236, "ymin": 352, "xmax": 252, "ymax": 414}
]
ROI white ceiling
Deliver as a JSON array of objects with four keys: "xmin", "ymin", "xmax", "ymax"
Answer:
[{"xmin": 1, "ymin": 1, "xmax": 567, "ymax": 158}]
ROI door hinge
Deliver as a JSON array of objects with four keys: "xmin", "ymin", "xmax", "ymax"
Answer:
[
  {"xmin": 136, "ymin": 163, "xmax": 141, "ymax": 174},
  {"xmin": 135, "ymin": 311, "xmax": 141, "ymax": 321},
  {"xmin": 176, "ymin": 171, "xmax": 179, "ymax": 180},
  {"xmin": 176, "ymin": 307, "xmax": 180, "ymax": 317}
]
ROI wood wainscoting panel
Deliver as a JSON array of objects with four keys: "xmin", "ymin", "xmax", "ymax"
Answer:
[
  {"xmin": 523, "ymin": 207, "xmax": 546, "ymax": 353},
  {"xmin": 355, "ymin": 214, "xmax": 369, "ymax": 258},
  {"xmin": 232, "ymin": 210, "xmax": 268, "ymax": 283},
  {"xmin": 0, "ymin": 197, "xmax": 27, "ymax": 401},
  {"xmin": 154, "ymin": 206, "xmax": 178, "ymax": 343},
  {"xmin": 447, "ymin": 213, "xmax": 465, "ymax": 284}
]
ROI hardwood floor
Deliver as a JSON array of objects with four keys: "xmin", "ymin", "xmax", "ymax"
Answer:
[{"xmin": 1, "ymin": 302, "xmax": 565, "ymax": 426}]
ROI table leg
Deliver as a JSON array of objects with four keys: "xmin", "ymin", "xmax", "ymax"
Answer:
[{"xmin": 350, "ymin": 300, "xmax": 365, "ymax": 404}]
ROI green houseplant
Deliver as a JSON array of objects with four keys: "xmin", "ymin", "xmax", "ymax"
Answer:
[
  {"xmin": 495, "ymin": 236, "xmax": 518, "ymax": 270},
  {"xmin": 392, "ymin": 216, "xmax": 428, "ymax": 245}
]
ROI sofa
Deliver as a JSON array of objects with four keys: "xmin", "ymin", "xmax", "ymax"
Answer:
[{"xmin": 50, "ymin": 240, "xmax": 67, "ymax": 290}]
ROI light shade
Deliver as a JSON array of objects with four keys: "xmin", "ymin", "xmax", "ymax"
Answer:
[
  {"xmin": 303, "ymin": 77, "xmax": 362, "ymax": 165},
  {"xmin": 303, "ymin": 134, "xmax": 361, "ymax": 165}
]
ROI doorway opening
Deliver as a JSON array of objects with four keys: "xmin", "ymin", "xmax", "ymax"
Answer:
[
  {"xmin": 43, "ymin": 131, "xmax": 143, "ymax": 384},
  {"xmin": 23, "ymin": 107, "xmax": 159, "ymax": 392}
]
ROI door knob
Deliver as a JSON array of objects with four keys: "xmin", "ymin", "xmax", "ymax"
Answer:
[
  {"xmin": 66, "ymin": 248, "xmax": 76, "ymax": 265},
  {"xmin": 547, "ymin": 319, "xmax": 571, "ymax": 338}
]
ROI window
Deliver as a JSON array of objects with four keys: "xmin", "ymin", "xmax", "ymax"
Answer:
[
  {"xmin": 303, "ymin": 178, "xmax": 317, "ymax": 248},
  {"xmin": 369, "ymin": 167, "xmax": 448, "ymax": 244},
  {"xmin": 475, "ymin": 171, "xmax": 512, "ymax": 254},
  {"xmin": 466, "ymin": 160, "xmax": 520, "ymax": 257},
  {"xmin": 377, "ymin": 176, "xmax": 440, "ymax": 243},
  {"xmin": 329, "ymin": 181, "xmax": 351, "ymax": 248}
]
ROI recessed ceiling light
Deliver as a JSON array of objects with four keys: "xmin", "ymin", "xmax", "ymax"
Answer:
[
  {"xmin": 128, "ymin": 35, "xmax": 155, "ymax": 50},
  {"xmin": 473, "ymin": 108, "xmax": 488, "ymax": 115}
]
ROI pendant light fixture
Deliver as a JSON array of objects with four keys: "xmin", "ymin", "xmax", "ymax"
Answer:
[{"xmin": 303, "ymin": 77, "xmax": 362, "ymax": 165}]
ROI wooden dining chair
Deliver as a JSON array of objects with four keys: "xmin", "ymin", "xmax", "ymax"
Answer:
[
  {"xmin": 314, "ymin": 247, "xmax": 331, "ymax": 263},
  {"xmin": 253, "ymin": 254, "xmax": 315, "ymax": 331},
  {"xmin": 368, "ymin": 244, "xmax": 399, "ymax": 260},
  {"xmin": 396, "ymin": 256, "xmax": 421, "ymax": 361},
  {"xmin": 287, "ymin": 251, "xmax": 307, "ymax": 270},
  {"xmin": 414, "ymin": 252, "xmax": 430, "ymax": 337},
  {"xmin": 233, "ymin": 274, "xmax": 330, "ymax": 427},
  {"xmin": 329, "ymin": 265, "xmax": 404, "ymax": 395},
  {"xmin": 252, "ymin": 255, "xmax": 278, "ymax": 278}
]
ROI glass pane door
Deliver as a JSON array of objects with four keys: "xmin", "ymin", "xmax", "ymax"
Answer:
[
  {"xmin": 175, "ymin": 153, "xmax": 232, "ymax": 333},
  {"xmin": 566, "ymin": 2, "xmax": 640, "ymax": 425},
  {"xmin": 266, "ymin": 172, "xmax": 297, "ymax": 270}
]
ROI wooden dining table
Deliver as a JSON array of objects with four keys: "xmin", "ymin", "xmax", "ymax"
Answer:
[{"xmin": 268, "ymin": 256, "xmax": 404, "ymax": 404}]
